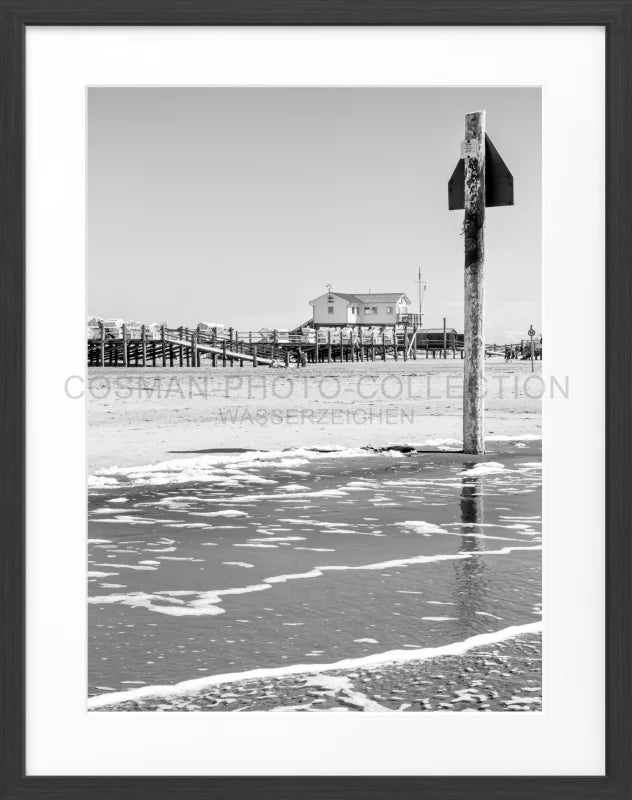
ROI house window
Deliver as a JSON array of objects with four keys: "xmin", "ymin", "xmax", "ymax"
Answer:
[
  {"xmin": 386, "ymin": 306, "xmax": 393, "ymax": 314},
  {"xmin": 328, "ymin": 305, "xmax": 334, "ymax": 314},
  {"xmin": 372, "ymin": 307, "xmax": 377, "ymax": 314}
]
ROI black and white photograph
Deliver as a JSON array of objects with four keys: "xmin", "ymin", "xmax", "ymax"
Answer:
[{"xmin": 84, "ymin": 86, "xmax": 544, "ymax": 713}]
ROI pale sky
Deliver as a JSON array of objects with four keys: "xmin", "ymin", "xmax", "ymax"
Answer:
[{"xmin": 88, "ymin": 87, "xmax": 541, "ymax": 342}]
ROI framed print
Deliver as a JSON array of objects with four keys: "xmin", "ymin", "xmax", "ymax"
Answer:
[{"xmin": 1, "ymin": 2, "xmax": 631, "ymax": 798}]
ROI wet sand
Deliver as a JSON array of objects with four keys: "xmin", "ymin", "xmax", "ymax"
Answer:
[{"xmin": 91, "ymin": 632, "xmax": 541, "ymax": 712}]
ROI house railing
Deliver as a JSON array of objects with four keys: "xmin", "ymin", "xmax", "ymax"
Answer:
[{"xmin": 397, "ymin": 313, "xmax": 423, "ymax": 326}]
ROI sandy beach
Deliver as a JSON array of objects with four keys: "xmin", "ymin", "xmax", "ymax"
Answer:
[{"xmin": 87, "ymin": 360, "xmax": 542, "ymax": 472}]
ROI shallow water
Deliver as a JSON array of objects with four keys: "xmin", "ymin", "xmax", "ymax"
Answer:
[{"xmin": 88, "ymin": 443, "xmax": 541, "ymax": 698}]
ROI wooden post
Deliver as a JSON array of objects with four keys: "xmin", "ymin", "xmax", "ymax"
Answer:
[
  {"xmin": 222, "ymin": 339, "xmax": 227, "ymax": 367},
  {"xmin": 463, "ymin": 110, "xmax": 486, "ymax": 454},
  {"xmin": 253, "ymin": 343, "xmax": 258, "ymax": 368},
  {"xmin": 327, "ymin": 330, "xmax": 332, "ymax": 363},
  {"xmin": 381, "ymin": 326, "xmax": 386, "ymax": 361},
  {"xmin": 141, "ymin": 325, "xmax": 147, "ymax": 367},
  {"xmin": 393, "ymin": 325, "xmax": 398, "ymax": 361},
  {"xmin": 99, "ymin": 322, "xmax": 105, "ymax": 367},
  {"xmin": 161, "ymin": 325, "xmax": 167, "ymax": 367},
  {"xmin": 403, "ymin": 322, "xmax": 408, "ymax": 361},
  {"xmin": 371, "ymin": 330, "xmax": 376, "ymax": 361},
  {"xmin": 314, "ymin": 327, "xmax": 319, "ymax": 364},
  {"xmin": 178, "ymin": 327, "xmax": 184, "ymax": 367},
  {"xmin": 191, "ymin": 333, "xmax": 198, "ymax": 368},
  {"xmin": 358, "ymin": 327, "xmax": 363, "ymax": 361},
  {"xmin": 122, "ymin": 323, "xmax": 128, "ymax": 367},
  {"xmin": 443, "ymin": 317, "xmax": 447, "ymax": 359}
]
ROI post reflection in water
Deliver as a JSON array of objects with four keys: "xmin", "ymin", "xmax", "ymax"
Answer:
[{"xmin": 454, "ymin": 463, "xmax": 490, "ymax": 633}]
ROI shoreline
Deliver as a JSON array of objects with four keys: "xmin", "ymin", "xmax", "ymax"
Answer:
[
  {"xmin": 90, "ymin": 628, "xmax": 542, "ymax": 713},
  {"xmin": 89, "ymin": 622, "xmax": 541, "ymax": 710}
]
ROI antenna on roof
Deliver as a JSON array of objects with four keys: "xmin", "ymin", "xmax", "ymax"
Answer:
[
  {"xmin": 326, "ymin": 283, "xmax": 334, "ymax": 303},
  {"xmin": 417, "ymin": 267, "xmax": 428, "ymax": 324}
]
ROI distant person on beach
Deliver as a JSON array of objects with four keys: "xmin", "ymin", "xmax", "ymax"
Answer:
[{"xmin": 295, "ymin": 348, "xmax": 307, "ymax": 368}]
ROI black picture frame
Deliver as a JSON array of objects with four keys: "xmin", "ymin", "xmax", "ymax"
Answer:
[{"xmin": 1, "ymin": 2, "xmax": 630, "ymax": 797}]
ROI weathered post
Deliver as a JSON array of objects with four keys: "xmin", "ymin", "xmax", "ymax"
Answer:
[
  {"xmin": 393, "ymin": 325, "xmax": 398, "ymax": 361},
  {"xmin": 99, "ymin": 322, "xmax": 105, "ymax": 367},
  {"xmin": 463, "ymin": 110, "xmax": 486, "ymax": 454},
  {"xmin": 327, "ymin": 329, "xmax": 332, "ymax": 363},
  {"xmin": 122, "ymin": 323, "xmax": 128, "ymax": 368},
  {"xmin": 528, "ymin": 324, "xmax": 536, "ymax": 372},
  {"xmin": 253, "ymin": 343, "xmax": 258, "ymax": 368},
  {"xmin": 161, "ymin": 325, "xmax": 167, "ymax": 367},
  {"xmin": 443, "ymin": 317, "xmax": 447, "ymax": 359},
  {"xmin": 141, "ymin": 325, "xmax": 147, "ymax": 367},
  {"xmin": 381, "ymin": 326, "xmax": 386, "ymax": 361},
  {"xmin": 403, "ymin": 321, "xmax": 408, "ymax": 362},
  {"xmin": 314, "ymin": 327, "xmax": 319, "ymax": 363},
  {"xmin": 191, "ymin": 332, "xmax": 198, "ymax": 368}
]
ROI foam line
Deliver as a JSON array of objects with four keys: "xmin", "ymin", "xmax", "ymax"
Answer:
[
  {"xmin": 88, "ymin": 447, "xmax": 377, "ymax": 489},
  {"xmin": 88, "ymin": 545, "xmax": 541, "ymax": 616},
  {"xmin": 87, "ymin": 621, "xmax": 542, "ymax": 709}
]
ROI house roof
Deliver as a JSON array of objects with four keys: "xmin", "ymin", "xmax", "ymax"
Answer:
[
  {"xmin": 310, "ymin": 292, "xmax": 410, "ymax": 305},
  {"xmin": 354, "ymin": 293, "xmax": 410, "ymax": 304},
  {"xmin": 329, "ymin": 292, "xmax": 362, "ymax": 304}
]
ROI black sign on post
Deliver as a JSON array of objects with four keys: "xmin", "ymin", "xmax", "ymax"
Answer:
[{"xmin": 448, "ymin": 134, "xmax": 514, "ymax": 211}]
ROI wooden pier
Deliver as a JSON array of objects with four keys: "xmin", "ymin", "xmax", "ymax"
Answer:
[
  {"xmin": 87, "ymin": 325, "xmax": 290, "ymax": 368},
  {"xmin": 88, "ymin": 322, "xmax": 539, "ymax": 367}
]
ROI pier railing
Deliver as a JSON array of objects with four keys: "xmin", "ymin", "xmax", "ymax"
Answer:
[{"xmin": 88, "ymin": 322, "xmax": 542, "ymax": 367}]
